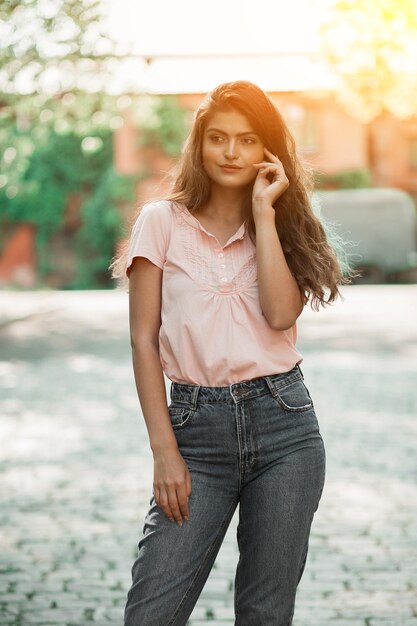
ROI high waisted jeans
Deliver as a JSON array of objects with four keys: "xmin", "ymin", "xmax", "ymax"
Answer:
[{"xmin": 124, "ymin": 364, "xmax": 326, "ymax": 626}]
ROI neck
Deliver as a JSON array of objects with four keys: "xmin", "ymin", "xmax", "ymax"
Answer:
[{"xmin": 202, "ymin": 184, "xmax": 251, "ymax": 223}]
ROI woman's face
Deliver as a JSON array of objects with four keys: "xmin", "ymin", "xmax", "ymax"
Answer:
[{"xmin": 201, "ymin": 109, "xmax": 265, "ymax": 190}]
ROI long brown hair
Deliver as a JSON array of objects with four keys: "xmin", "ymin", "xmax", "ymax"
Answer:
[{"xmin": 110, "ymin": 80, "xmax": 355, "ymax": 308}]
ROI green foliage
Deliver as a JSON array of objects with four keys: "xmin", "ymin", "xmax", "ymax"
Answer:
[
  {"xmin": 0, "ymin": 0, "xmax": 117, "ymax": 97},
  {"xmin": 314, "ymin": 168, "xmax": 372, "ymax": 189},
  {"xmin": 0, "ymin": 90, "xmax": 186, "ymax": 288},
  {"xmin": 0, "ymin": 122, "xmax": 138, "ymax": 287},
  {"xmin": 319, "ymin": 0, "xmax": 417, "ymax": 120},
  {"xmin": 73, "ymin": 168, "xmax": 136, "ymax": 288},
  {"xmin": 138, "ymin": 95, "xmax": 189, "ymax": 156}
]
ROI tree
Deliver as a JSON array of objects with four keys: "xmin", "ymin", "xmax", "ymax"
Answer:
[
  {"xmin": 0, "ymin": 1, "xmax": 137, "ymax": 288},
  {"xmin": 0, "ymin": 0, "xmax": 129, "ymax": 130},
  {"xmin": 319, "ymin": 0, "xmax": 417, "ymax": 121},
  {"xmin": 0, "ymin": 0, "xmax": 119, "ymax": 99},
  {"xmin": 0, "ymin": 3, "xmax": 190, "ymax": 287}
]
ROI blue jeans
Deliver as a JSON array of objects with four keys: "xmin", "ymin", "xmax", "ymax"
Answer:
[{"xmin": 124, "ymin": 364, "xmax": 326, "ymax": 626}]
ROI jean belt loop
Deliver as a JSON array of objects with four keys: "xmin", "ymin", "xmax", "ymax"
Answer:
[
  {"xmin": 296, "ymin": 363, "xmax": 304, "ymax": 379},
  {"xmin": 190, "ymin": 385, "xmax": 200, "ymax": 410},
  {"xmin": 264, "ymin": 375, "xmax": 277, "ymax": 397}
]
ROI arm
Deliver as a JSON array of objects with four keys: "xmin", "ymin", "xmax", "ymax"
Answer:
[
  {"xmin": 252, "ymin": 148, "xmax": 304, "ymax": 330},
  {"xmin": 254, "ymin": 207, "xmax": 304, "ymax": 330},
  {"xmin": 129, "ymin": 256, "xmax": 191, "ymax": 525}
]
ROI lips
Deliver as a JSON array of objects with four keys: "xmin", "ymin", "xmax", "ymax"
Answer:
[{"xmin": 220, "ymin": 165, "xmax": 242, "ymax": 170}]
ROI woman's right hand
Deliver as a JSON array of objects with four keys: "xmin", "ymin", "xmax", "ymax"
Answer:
[{"xmin": 153, "ymin": 447, "xmax": 192, "ymax": 525}]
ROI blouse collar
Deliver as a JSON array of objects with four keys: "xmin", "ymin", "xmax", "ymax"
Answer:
[{"xmin": 179, "ymin": 204, "xmax": 248, "ymax": 246}]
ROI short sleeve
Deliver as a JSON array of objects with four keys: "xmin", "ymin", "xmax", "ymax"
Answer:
[{"xmin": 126, "ymin": 201, "xmax": 172, "ymax": 277}]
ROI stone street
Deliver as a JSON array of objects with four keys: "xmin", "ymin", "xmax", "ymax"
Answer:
[{"xmin": 1, "ymin": 285, "xmax": 416, "ymax": 625}]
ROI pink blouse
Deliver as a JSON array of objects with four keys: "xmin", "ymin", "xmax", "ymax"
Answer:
[{"xmin": 126, "ymin": 200, "xmax": 303, "ymax": 386}]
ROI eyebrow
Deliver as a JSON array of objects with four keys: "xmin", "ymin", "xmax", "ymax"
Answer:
[{"xmin": 206, "ymin": 127, "xmax": 259, "ymax": 137}]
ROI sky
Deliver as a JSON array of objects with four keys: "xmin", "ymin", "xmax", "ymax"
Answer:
[{"xmin": 101, "ymin": 0, "xmax": 337, "ymax": 93}]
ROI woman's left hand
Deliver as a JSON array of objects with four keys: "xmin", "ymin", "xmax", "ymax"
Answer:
[{"xmin": 252, "ymin": 148, "xmax": 289, "ymax": 211}]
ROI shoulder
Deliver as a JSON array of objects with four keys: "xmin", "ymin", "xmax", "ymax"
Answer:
[
  {"xmin": 140, "ymin": 200, "xmax": 173, "ymax": 217},
  {"xmin": 131, "ymin": 199, "xmax": 174, "ymax": 234},
  {"xmin": 139, "ymin": 199, "xmax": 174, "ymax": 219},
  {"xmin": 126, "ymin": 200, "xmax": 175, "ymax": 275}
]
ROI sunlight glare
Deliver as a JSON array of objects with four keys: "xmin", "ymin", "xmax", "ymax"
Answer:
[{"xmin": 101, "ymin": 0, "xmax": 334, "ymax": 92}]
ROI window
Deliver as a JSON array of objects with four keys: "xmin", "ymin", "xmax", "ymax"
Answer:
[
  {"xmin": 409, "ymin": 138, "xmax": 417, "ymax": 170},
  {"xmin": 283, "ymin": 103, "xmax": 319, "ymax": 154}
]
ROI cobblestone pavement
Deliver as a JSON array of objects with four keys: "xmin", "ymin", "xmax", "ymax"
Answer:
[{"xmin": 1, "ymin": 286, "xmax": 416, "ymax": 626}]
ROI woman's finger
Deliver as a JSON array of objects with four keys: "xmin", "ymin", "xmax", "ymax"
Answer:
[
  {"xmin": 256, "ymin": 165, "xmax": 283, "ymax": 179},
  {"xmin": 253, "ymin": 161, "xmax": 284, "ymax": 170},
  {"xmin": 167, "ymin": 487, "xmax": 184, "ymax": 526},
  {"xmin": 157, "ymin": 488, "xmax": 175, "ymax": 522},
  {"xmin": 264, "ymin": 147, "xmax": 280, "ymax": 162},
  {"xmin": 176, "ymin": 483, "xmax": 190, "ymax": 521}
]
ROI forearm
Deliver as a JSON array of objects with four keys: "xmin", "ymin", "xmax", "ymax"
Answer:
[
  {"xmin": 255, "ymin": 206, "xmax": 303, "ymax": 330},
  {"xmin": 131, "ymin": 341, "xmax": 178, "ymax": 455}
]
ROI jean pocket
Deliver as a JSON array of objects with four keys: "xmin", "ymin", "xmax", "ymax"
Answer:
[
  {"xmin": 168, "ymin": 405, "xmax": 197, "ymax": 430},
  {"xmin": 271, "ymin": 379, "xmax": 314, "ymax": 413}
]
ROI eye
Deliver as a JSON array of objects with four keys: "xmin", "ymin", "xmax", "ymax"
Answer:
[
  {"xmin": 209, "ymin": 135, "xmax": 224, "ymax": 143},
  {"xmin": 242, "ymin": 137, "xmax": 256, "ymax": 144}
]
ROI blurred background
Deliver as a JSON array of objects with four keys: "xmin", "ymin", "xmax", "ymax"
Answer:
[
  {"xmin": 1, "ymin": 2, "xmax": 417, "ymax": 625},
  {"xmin": 1, "ymin": 0, "xmax": 417, "ymax": 288}
]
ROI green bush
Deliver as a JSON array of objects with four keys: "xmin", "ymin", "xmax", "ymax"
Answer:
[
  {"xmin": 72, "ymin": 168, "xmax": 137, "ymax": 288},
  {"xmin": 314, "ymin": 168, "xmax": 372, "ymax": 189},
  {"xmin": 0, "ymin": 93, "xmax": 188, "ymax": 288},
  {"xmin": 138, "ymin": 95, "xmax": 189, "ymax": 156},
  {"xmin": 0, "ymin": 125, "xmax": 138, "ymax": 287}
]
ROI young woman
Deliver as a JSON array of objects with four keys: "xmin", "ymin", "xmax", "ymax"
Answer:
[{"xmin": 110, "ymin": 80, "xmax": 352, "ymax": 625}]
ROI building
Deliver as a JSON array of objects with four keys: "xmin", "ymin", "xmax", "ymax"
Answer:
[
  {"xmin": 2, "ymin": 81, "xmax": 417, "ymax": 287},
  {"xmin": 114, "ymin": 90, "xmax": 417, "ymax": 205}
]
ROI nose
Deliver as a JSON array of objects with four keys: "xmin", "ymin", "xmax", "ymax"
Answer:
[{"xmin": 224, "ymin": 139, "xmax": 238, "ymax": 160}]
